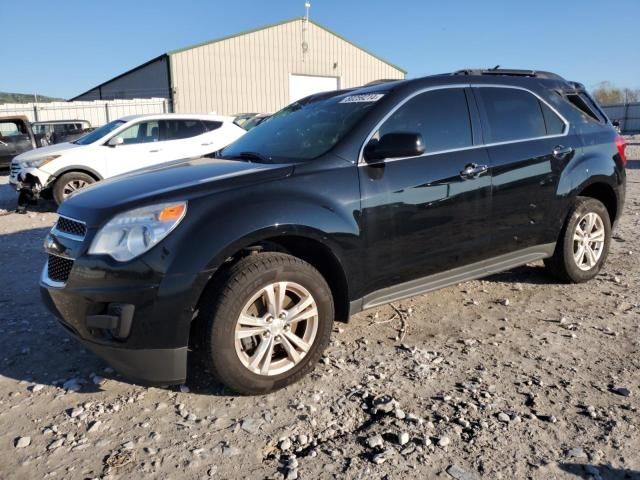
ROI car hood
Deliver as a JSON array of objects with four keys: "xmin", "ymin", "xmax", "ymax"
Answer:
[
  {"xmin": 14, "ymin": 142, "xmax": 81, "ymax": 161},
  {"xmin": 58, "ymin": 156, "xmax": 293, "ymax": 226}
]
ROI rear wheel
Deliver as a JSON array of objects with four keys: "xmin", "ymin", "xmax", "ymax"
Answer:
[
  {"xmin": 544, "ymin": 197, "xmax": 611, "ymax": 283},
  {"xmin": 200, "ymin": 252, "xmax": 334, "ymax": 395},
  {"xmin": 53, "ymin": 172, "xmax": 96, "ymax": 205}
]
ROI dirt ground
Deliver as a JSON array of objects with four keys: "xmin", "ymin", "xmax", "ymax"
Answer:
[{"xmin": 0, "ymin": 139, "xmax": 639, "ymax": 480}]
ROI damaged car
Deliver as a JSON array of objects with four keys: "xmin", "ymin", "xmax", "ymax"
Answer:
[{"xmin": 10, "ymin": 113, "xmax": 246, "ymax": 206}]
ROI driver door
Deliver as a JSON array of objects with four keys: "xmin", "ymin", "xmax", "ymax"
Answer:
[
  {"xmin": 105, "ymin": 120, "xmax": 175, "ymax": 177},
  {"xmin": 358, "ymin": 87, "xmax": 494, "ymax": 297}
]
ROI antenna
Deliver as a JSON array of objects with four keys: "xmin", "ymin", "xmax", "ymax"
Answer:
[
  {"xmin": 305, "ymin": 1, "xmax": 311, "ymax": 22},
  {"xmin": 302, "ymin": 1, "xmax": 311, "ymax": 58}
]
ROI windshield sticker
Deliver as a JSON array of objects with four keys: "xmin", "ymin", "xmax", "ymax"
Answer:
[{"xmin": 339, "ymin": 93, "xmax": 385, "ymax": 104}]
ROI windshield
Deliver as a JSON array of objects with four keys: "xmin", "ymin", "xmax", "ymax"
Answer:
[
  {"xmin": 74, "ymin": 120, "xmax": 125, "ymax": 145},
  {"xmin": 221, "ymin": 92, "xmax": 384, "ymax": 162}
]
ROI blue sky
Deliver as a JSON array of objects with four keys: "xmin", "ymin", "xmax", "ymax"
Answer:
[{"xmin": 2, "ymin": 0, "xmax": 638, "ymax": 99}]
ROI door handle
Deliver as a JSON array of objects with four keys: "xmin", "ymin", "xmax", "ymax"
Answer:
[
  {"xmin": 460, "ymin": 163, "xmax": 488, "ymax": 180},
  {"xmin": 149, "ymin": 149, "xmax": 162, "ymax": 153},
  {"xmin": 552, "ymin": 145, "xmax": 574, "ymax": 160},
  {"xmin": 201, "ymin": 142, "xmax": 213, "ymax": 146}
]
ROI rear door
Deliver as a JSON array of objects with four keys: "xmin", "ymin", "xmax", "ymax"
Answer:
[
  {"xmin": 473, "ymin": 86, "xmax": 578, "ymax": 255},
  {"xmin": 359, "ymin": 87, "xmax": 493, "ymax": 295},
  {"xmin": 161, "ymin": 119, "xmax": 210, "ymax": 159}
]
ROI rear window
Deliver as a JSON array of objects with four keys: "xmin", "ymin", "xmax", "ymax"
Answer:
[
  {"xmin": 163, "ymin": 120, "xmax": 206, "ymax": 140},
  {"xmin": 203, "ymin": 120, "xmax": 222, "ymax": 131},
  {"xmin": 565, "ymin": 93, "xmax": 604, "ymax": 123},
  {"xmin": 477, "ymin": 88, "xmax": 547, "ymax": 143}
]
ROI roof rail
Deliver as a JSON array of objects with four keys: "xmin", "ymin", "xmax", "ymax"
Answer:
[
  {"xmin": 454, "ymin": 68, "xmax": 565, "ymax": 81},
  {"xmin": 364, "ymin": 79, "xmax": 399, "ymax": 86}
]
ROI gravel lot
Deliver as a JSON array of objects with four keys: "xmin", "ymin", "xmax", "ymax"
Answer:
[{"xmin": 1, "ymin": 140, "xmax": 639, "ymax": 480}]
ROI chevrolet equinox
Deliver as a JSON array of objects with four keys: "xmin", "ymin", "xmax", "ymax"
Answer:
[{"xmin": 40, "ymin": 69, "xmax": 627, "ymax": 394}]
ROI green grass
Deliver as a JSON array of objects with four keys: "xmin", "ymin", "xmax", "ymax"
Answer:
[{"xmin": 0, "ymin": 92, "xmax": 65, "ymax": 104}]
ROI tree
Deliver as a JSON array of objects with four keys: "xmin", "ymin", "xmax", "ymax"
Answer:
[{"xmin": 592, "ymin": 81, "xmax": 640, "ymax": 105}]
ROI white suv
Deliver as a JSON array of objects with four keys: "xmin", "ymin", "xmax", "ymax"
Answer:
[{"xmin": 10, "ymin": 113, "xmax": 245, "ymax": 205}]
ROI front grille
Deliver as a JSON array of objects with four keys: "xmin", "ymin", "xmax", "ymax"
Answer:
[
  {"xmin": 47, "ymin": 255, "xmax": 74, "ymax": 283},
  {"xmin": 55, "ymin": 216, "xmax": 86, "ymax": 238}
]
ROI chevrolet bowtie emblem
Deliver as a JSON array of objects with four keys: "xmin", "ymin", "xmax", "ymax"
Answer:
[{"xmin": 44, "ymin": 234, "xmax": 65, "ymax": 255}]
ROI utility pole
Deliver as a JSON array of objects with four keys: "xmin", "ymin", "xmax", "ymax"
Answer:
[{"xmin": 33, "ymin": 93, "xmax": 40, "ymax": 121}]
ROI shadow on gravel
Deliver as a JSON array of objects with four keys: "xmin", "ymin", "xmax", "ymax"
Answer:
[
  {"xmin": 182, "ymin": 357, "xmax": 235, "ymax": 396},
  {"xmin": 483, "ymin": 264, "xmax": 553, "ymax": 285},
  {"xmin": 0, "ymin": 224, "xmax": 130, "ymax": 394},
  {"xmin": 559, "ymin": 463, "xmax": 640, "ymax": 479},
  {"xmin": 0, "ymin": 218, "xmax": 236, "ymax": 397},
  {"xmin": 0, "ymin": 175, "xmax": 57, "ymax": 212}
]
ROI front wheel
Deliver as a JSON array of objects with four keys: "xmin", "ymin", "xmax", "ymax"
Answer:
[
  {"xmin": 200, "ymin": 252, "xmax": 335, "ymax": 395},
  {"xmin": 545, "ymin": 197, "xmax": 611, "ymax": 283},
  {"xmin": 53, "ymin": 172, "xmax": 96, "ymax": 205}
]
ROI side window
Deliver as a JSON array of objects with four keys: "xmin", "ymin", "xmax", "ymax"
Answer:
[
  {"xmin": 477, "ymin": 88, "xmax": 547, "ymax": 143},
  {"xmin": 115, "ymin": 121, "xmax": 160, "ymax": 145},
  {"xmin": 376, "ymin": 88, "xmax": 472, "ymax": 153},
  {"xmin": 0, "ymin": 121, "xmax": 22, "ymax": 137},
  {"xmin": 540, "ymin": 102, "xmax": 566, "ymax": 135},
  {"xmin": 203, "ymin": 120, "xmax": 222, "ymax": 131},
  {"xmin": 163, "ymin": 120, "xmax": 206, "ymax": 141}
]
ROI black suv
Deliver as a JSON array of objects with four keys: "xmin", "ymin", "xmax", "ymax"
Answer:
[{"xmin": 40, "ymin": 69, "xmax": 627, "ymax": 394}]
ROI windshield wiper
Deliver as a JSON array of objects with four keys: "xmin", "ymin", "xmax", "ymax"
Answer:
[{"xmin": 237, "ymin": 151, "xmax": 270, "ymax": 163}]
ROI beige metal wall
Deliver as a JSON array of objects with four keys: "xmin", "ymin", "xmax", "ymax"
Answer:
[{"xmin": 169, "ymin": 19, "xmax": 405, "ymax": 114}]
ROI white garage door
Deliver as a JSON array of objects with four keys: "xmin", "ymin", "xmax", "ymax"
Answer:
[{"xmin": 289, "ymin": 74, "xmax": 339, "ymax": 103}]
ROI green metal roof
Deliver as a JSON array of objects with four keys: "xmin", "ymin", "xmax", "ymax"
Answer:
[{"xmin": 168, "ymin": 17, "xmax": 407, "ymax": 74}]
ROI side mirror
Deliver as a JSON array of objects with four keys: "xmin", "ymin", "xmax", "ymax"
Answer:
[
  {"xmin": 107, "ymin": 136, "xmax": 124, "ymax": 147},
  {"xmin": 612, "ymin": 120, "xmax": 620, "ymax": 127},
  {"xmin": 363, "ymin": 133, "xmax": 425, "ymax": 163}
]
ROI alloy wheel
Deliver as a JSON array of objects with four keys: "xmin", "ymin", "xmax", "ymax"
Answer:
[
  {"xmin": 572, "ymin": 212, "xmax": 605, "ymax": 271},
  {"xmin": 234, "ymin": 281, "xmax": 319, "ymax": 376},
  {"xmin": 62, "ymin": 179, "xmax": 89, "ymax": 197}
]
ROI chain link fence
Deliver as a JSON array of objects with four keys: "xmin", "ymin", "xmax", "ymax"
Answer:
[{"xmin": 0, "ymin": 98, "xmax": 171, "ymax": 128}]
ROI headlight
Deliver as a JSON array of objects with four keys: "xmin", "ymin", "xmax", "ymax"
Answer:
[
  {"xmin": 89, "ymin": 202, "xmax": 187, "ymax": 261},
  {"xmin": 22, "ymin": 155, "xmax": 60, "ymax": 168}
]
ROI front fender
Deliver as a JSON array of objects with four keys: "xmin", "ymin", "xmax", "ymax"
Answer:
[{"xmin": 141, "ymin": 161, "xmax": 362, "ymax": 298}]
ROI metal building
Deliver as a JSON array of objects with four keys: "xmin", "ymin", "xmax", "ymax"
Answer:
[{"xmin": 72, "ymin": 17, "xmax": 406, "ymax": 114}]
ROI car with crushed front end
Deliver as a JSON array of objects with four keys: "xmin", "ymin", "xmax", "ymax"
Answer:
[
  {"xmin": 10, "ymin": 113, "xmax": 245, "ymax": 205},
  {"xmin": 40, "ymin": 69, "xmax": 627, "ymax": 395}
]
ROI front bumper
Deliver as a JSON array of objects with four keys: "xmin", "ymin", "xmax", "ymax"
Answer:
[
  {"xmin": 10, "ymin": 166, "xmax": 52, "ymax": 188},
  {"xmin": 39, "ymin": 254, "xmax": 208, "ymax": 386}
]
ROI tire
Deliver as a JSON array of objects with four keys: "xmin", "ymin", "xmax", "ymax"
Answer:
[
  {"xmin": 199, "ymin": 252, "xmax": 335, "ymax": 395},
  {"xmin": 544, "ymin": 196, "xmax": 611, "ymax": 283},
  {"xmin": 53, "ymin": 172, "xmax": 96, "ymax": 205}
]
